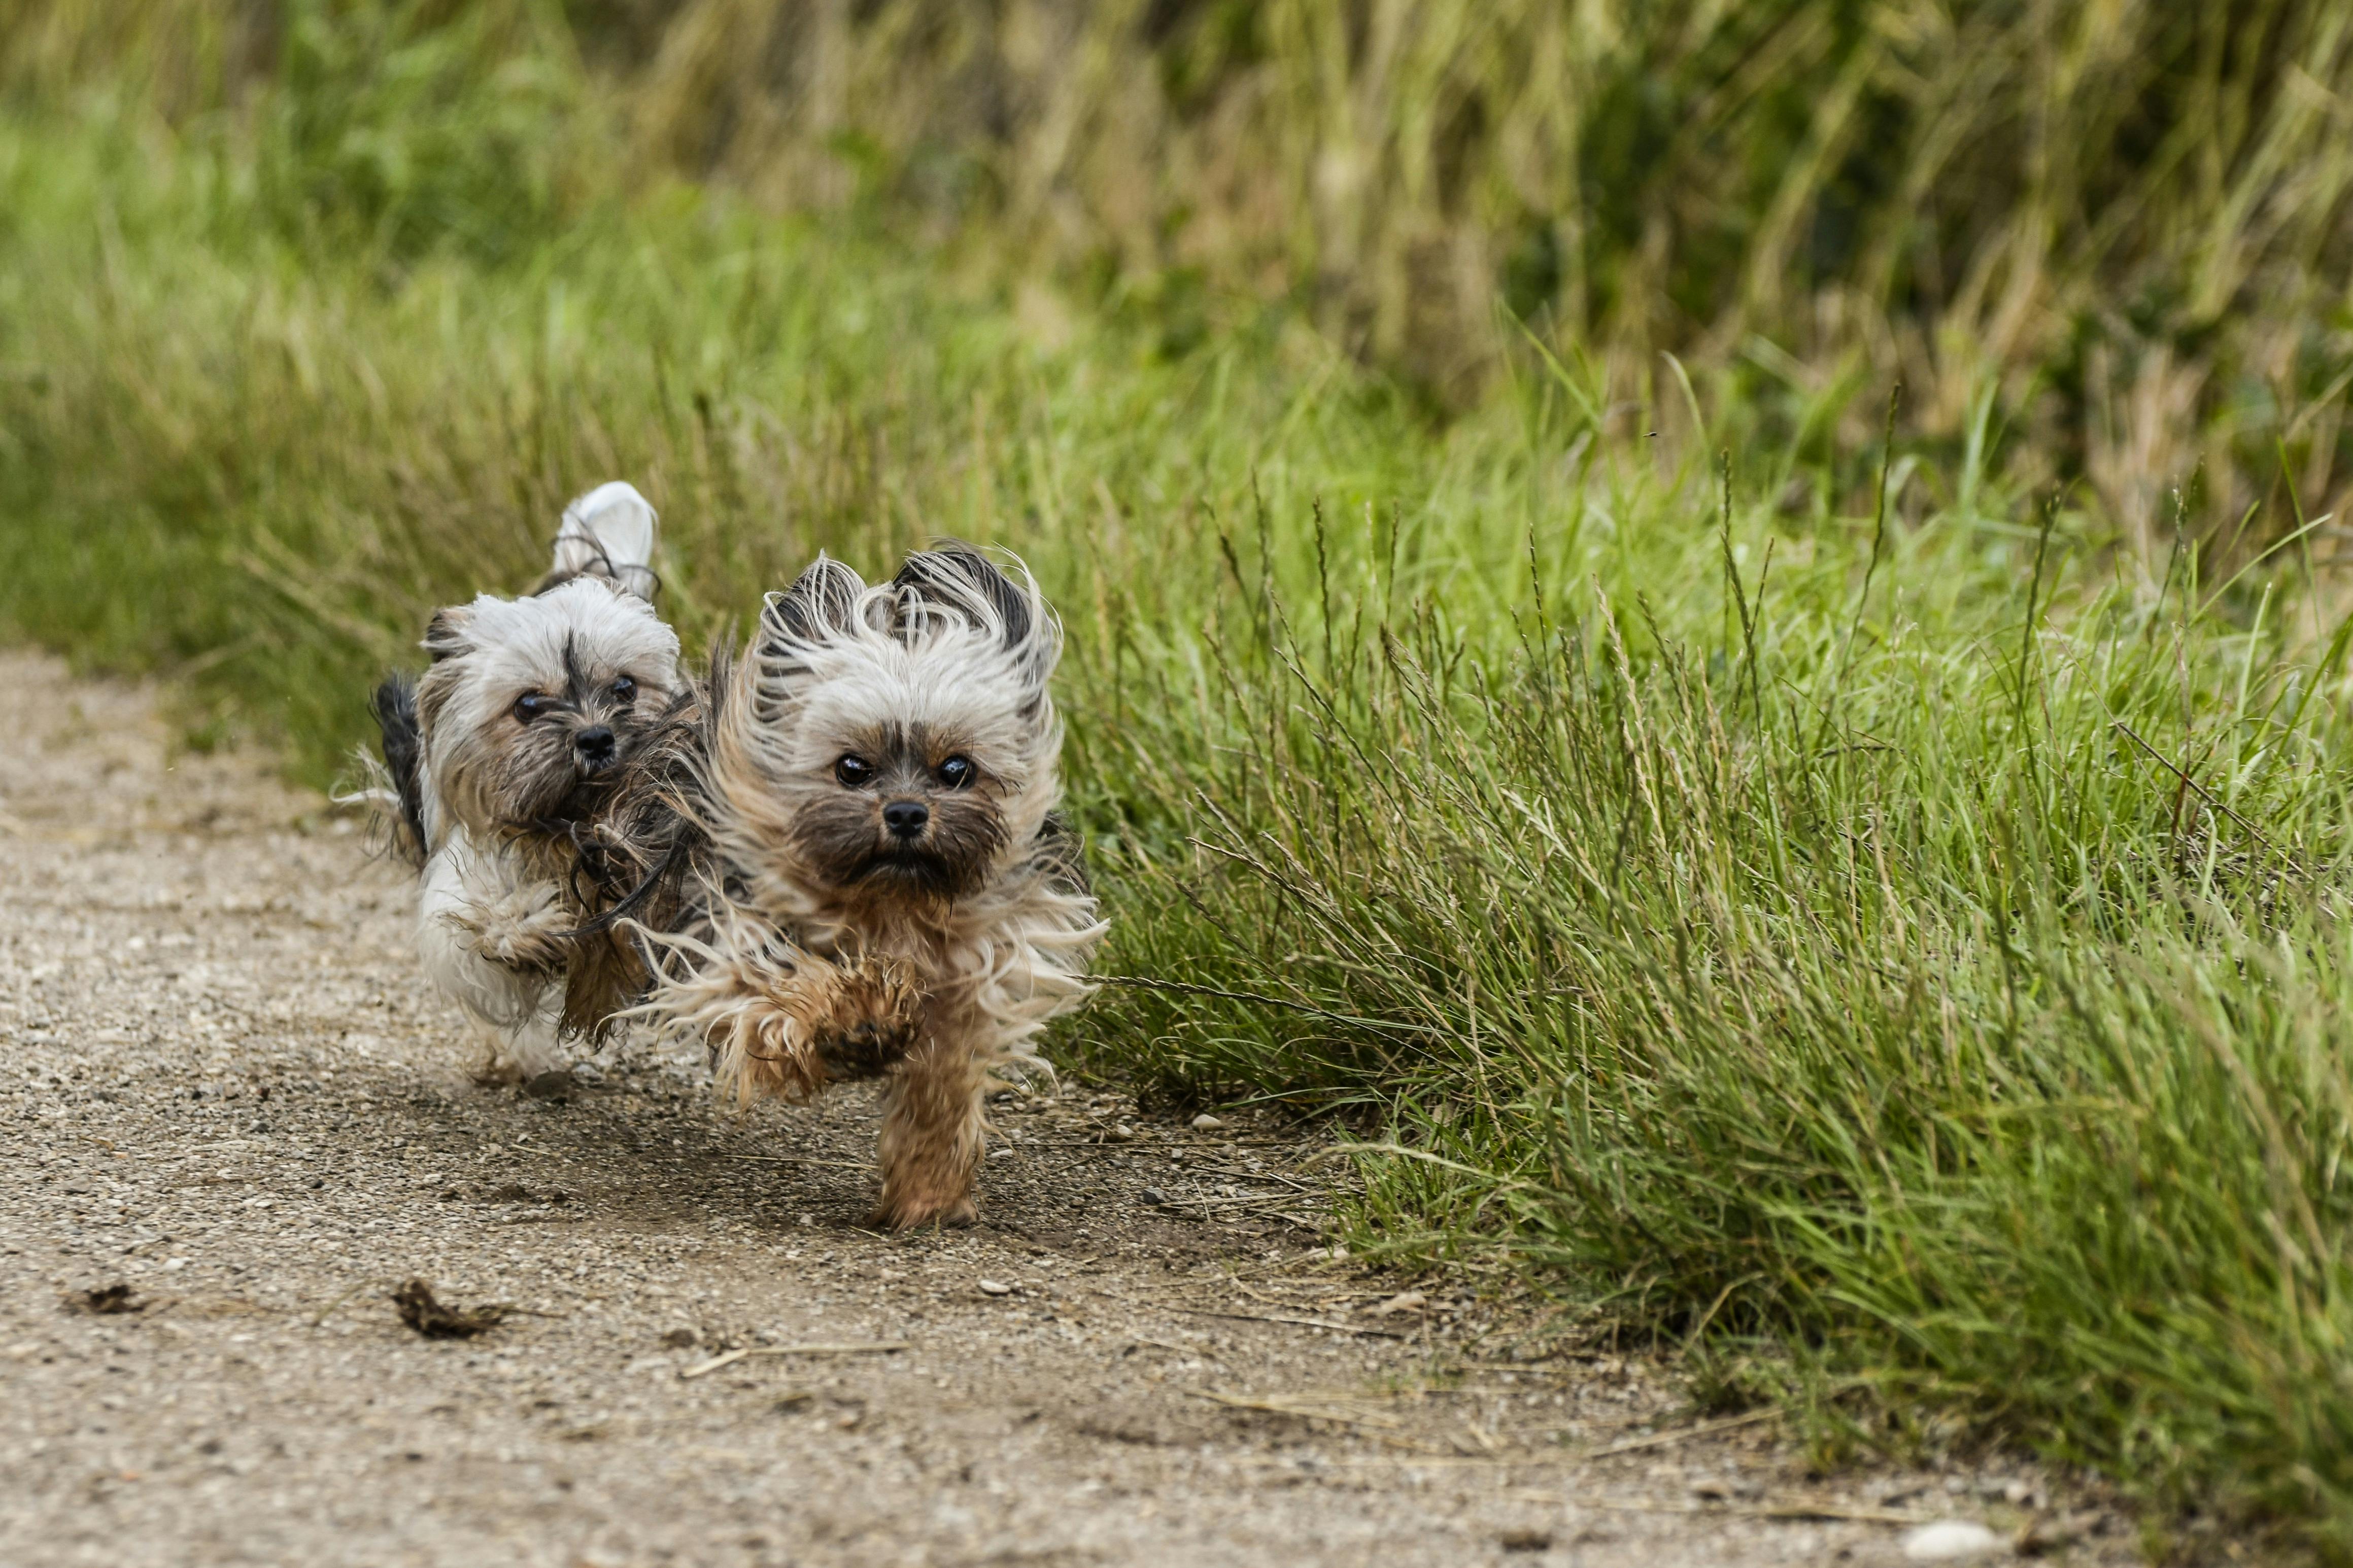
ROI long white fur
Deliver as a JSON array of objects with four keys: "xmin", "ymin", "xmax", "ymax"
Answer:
[{"xmin": 411, "ymin": 485, "xmax": 678, "ymax": 1079}]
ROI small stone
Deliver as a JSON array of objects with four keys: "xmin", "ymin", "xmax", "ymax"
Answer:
[
  {"xmin": 660, "ymin": 1327, "xmax": 697, "ymax": 1349},
  {"xmin": 1107, "ymin": 1124, "xmax": 1136, "ymax": 1142},
  {"xmin": 1499, "ymin": 1528, "xmax": 1552, "ymax": 1553},
  {"xmin": 1141, "ymin": 1188, "xmax": 1168, "ymax": 1207},
  {"xmin": 1369, "ymin": 1291, "xmax": 1428, "ymax": 1316},
  {"xmin": 569, "ymin": 1062, "xmax": 605, "ymax": 1087},
  {"xmin": 1189, "ymin": 1114, "xmax": 1224, "ymax": 1131},
  {"xmin": 522, "ymin": 1070, "xmax": 571, "ymax": 1101},
  {"xmin": 1901, "ymin": 1520, "xmax": 2005, "ymax": 1561},
  {"xmin": 977, "ymin": 1279, "xmax": 1014, "ymax": 1297}
]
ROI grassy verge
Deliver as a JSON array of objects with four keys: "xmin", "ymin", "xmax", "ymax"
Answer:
[{"xmin": 8, "ymin": 71, "xmax": 2353, "ymax": 1558}]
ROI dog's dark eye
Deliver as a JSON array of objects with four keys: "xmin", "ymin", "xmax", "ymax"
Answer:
[
  {"xmin": 513, "ymin": 693, "xmax": 557, "ymax": 723},
  {"xmin": 611, "ymin": 674, "xmax": 637, "ymax": 703},
  {"xmin": 937, "ymin": 755, "xmax": 976, "ymax": 789},
  {"xmin": 835, "ymin": 755, "xmax": 874, "ymax": 787}
]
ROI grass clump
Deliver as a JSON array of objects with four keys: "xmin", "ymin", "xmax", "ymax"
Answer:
[
  {"xmin": 13, "ymin": 0, "xmax": 2353, "ymax": 533},
  {"xmin": 10, "ymin": 17, "xmax": 2353, "ymax": 1556}
]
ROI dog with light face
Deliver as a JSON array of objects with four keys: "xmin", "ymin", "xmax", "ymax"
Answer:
[
  {"xmin": 372, "ymin": 482, "xmax": 681, "ymax": 1083},
  {"xmin": 631, "ymin": 545, "xmax": 1102, "ymax": 1229}
]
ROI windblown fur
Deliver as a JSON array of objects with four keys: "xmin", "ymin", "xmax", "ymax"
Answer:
[
  {"xmin": 368, "ymin": 481, "xmax": 682, "ymax": 1081},
  {"xmin": 369, "ymin": 674, "xmax": 429, "ymax": 866},
  {"xmin": 627, "ymin": 544, "xmax": 1104, "ymax": 1229},
  {"xmin": 553, "ymin": 662, "xmax": 723, "ymax": 1043}
]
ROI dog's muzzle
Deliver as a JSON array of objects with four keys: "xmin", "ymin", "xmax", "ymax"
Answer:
[{"xmin": 573, "ymin": 725, "xmax": 618, "ymax": 774}]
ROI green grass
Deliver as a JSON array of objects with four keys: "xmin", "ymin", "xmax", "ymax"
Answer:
[
  {"xmin": 15, "ymin": 0, "xmax": 2353, "ymax": 532},
  {"xmin": 11, "ymin": 12, "xmax": 2353, "ymax": 1557}
]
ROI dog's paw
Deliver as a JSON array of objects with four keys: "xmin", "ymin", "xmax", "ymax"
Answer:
[
  {"xmin": 804, "ymin": 958, "xmax": 924, "ymax": 1082},
  {"xmin": 445, "ymin": 886, "xmax": 573, "ymax": 975},
  {"xmin": 466, "ymin": 1034, "xmax": 569, "ymax": 1088},
  {"xmin": 869, "ymin": 1194, "xmax": 978, "ymax": 1232},
  {"xmin": 467, "ymin": 1054, "xmax": 527, "ymax": 1088},
  {"xmin": 813, "ymin": 1018, "xmax": 915, "ymax": 1080}
]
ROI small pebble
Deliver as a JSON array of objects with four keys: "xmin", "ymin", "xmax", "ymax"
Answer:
[
  {"xmin": 1901, "ymin": 1520, "xmax": 2004, "ymax": 1561},
  {"xmin": 1189, "ymin": 1114, "xmax": 1224, "ymax": 1131},
  {"xmin": 1141, "ymin": 1188, "xmax": 1168, "ymax": 1206},
  {"xmin": 569, "ymin": 1062, "xmax": 606, "ymax": 1087},
  {"xmin": 977, "ymin": 1279, "xmax": 1014, "ymax": 1296},
  {"xmin": 1107, "ymin": 1123, "xmax": 1136, "ymax": 1142}
]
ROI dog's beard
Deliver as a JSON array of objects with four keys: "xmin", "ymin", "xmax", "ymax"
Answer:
[
  {"xmin": 434, "ymin": 718, "xmax": 627, "ymax": 838},
  {"xmin": 782, "ymin": 774, "xmax": 1011, "ymax": 904}
]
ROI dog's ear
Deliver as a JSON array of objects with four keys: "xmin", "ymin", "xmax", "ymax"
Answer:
[
  {"xmin": 892, "ymin": 544, "xmax": 1033, "ymax": 649},
  {"xmin": 893, "ymin": 543, "xmax": 1058, "ymax": 708},
  {"xmin": 423, "ymin": 605, "xmax": 474, "ymax": 663},
  {"xmin": 760, "ymin": 555, "xmax": 867, "ymax": 648}
]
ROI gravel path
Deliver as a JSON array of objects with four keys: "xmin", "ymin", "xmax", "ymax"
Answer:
[{"xmin": 0, "ymin": 650, "xmax": 2127, "ymax": 1566}]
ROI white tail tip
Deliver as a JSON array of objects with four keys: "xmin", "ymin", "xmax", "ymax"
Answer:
[{"xmin": 553, "ymin": 481, "xmax": 660, "ymax": 599}]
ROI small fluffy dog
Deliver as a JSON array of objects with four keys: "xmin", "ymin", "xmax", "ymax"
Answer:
[
  {"xmin": 371, "ymin": 482, "xmax": 681, "ymax": 1082},
  {"xmin": 631, "ymin": 545, "xmax": 1102, "ymax": 1228}
]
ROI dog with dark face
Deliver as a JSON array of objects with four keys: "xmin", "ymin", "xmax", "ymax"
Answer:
[
  {"xmin": 370, "ymin": 482, "xmax": 681, "ymax": 1083},
  {"xmin": 628, "ymin": 545, "xmax": 1101, "ymax": 1228}
]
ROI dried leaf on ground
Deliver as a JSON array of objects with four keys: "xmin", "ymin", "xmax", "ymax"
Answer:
[{"xmin": 391, "ymin": 1279, "xmax": 510, "ymax": 1339}]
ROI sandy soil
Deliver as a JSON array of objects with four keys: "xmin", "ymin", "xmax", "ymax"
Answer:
[{"xmin": 0, "ymin": 649, "xmax": 2131, "ymax": 1566}]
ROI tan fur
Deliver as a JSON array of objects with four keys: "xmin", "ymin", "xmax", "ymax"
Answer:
[{"xmin": 630, "ymin": 547, "xmax": 1104, "ymax": 1229}]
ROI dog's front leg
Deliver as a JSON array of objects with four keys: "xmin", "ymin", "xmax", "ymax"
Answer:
[
  {"xmin": 698, "ymin": 948, "xmax": 916, "ymax": 1104},
  {"xmin": 799, "ymin": 955, "xmax": 924, "ymax": 1082},
  {"xmin": 418, "ymin": 845, "xmax": 563, "ymax": 1036},
  {"xmin": 872, "ymin": 1003, "xmax": 988, "ymax": 1231},
  {"xmin": 442, "ymin": 879, "xmax": 574, "ymax": 976}
]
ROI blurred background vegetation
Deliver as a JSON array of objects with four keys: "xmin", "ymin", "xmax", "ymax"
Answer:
[
  {"xmin": 10, "ymin": 0, "xmax": 2353, "ymax": 545},
  {"xmin": 11, "ymin": 2, "xmax": 2353, "ymax": 1555}
]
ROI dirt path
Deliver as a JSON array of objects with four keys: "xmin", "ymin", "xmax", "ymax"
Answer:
[{"xmin": 0, "ymin": 650, "xmax": 2124, "ymax": 1566}]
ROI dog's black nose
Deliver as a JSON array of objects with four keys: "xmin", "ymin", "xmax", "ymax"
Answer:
[
  {"xmin": 882, "ymin": 799, "xmax": 930, "ymax": 839},
  {"xmin": 574, "ymin": 725, "xmax": 617, "ymax": 769}
]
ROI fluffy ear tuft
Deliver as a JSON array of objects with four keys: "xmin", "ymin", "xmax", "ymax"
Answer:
[
  {"xmin": 761, "ymin": 555, "xmax": 868, "ymax": 648},
  {"xmin": 893, "ymin": 543, "xmax": 1058, "ymax": 698},
  {"xmin": 423, "ymin": 606, "xmax": 474, "ymax": 663},
  {"xmin": 892, "ymin": 544, "xmax": 1032, "ymax": 646}
]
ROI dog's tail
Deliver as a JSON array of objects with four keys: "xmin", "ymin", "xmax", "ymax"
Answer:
[
  {"xmin": 542, "ymin": 480, "xmax": 660, "ymax": 602},
  {"xmin": 367, "ymin": 673, "xmax": 430, "ymax": 867}
]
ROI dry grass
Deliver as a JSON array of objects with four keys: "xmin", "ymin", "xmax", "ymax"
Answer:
[{"xmin": 11, "ymin": 0, "xmax": 2353, "ymax": 548}]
